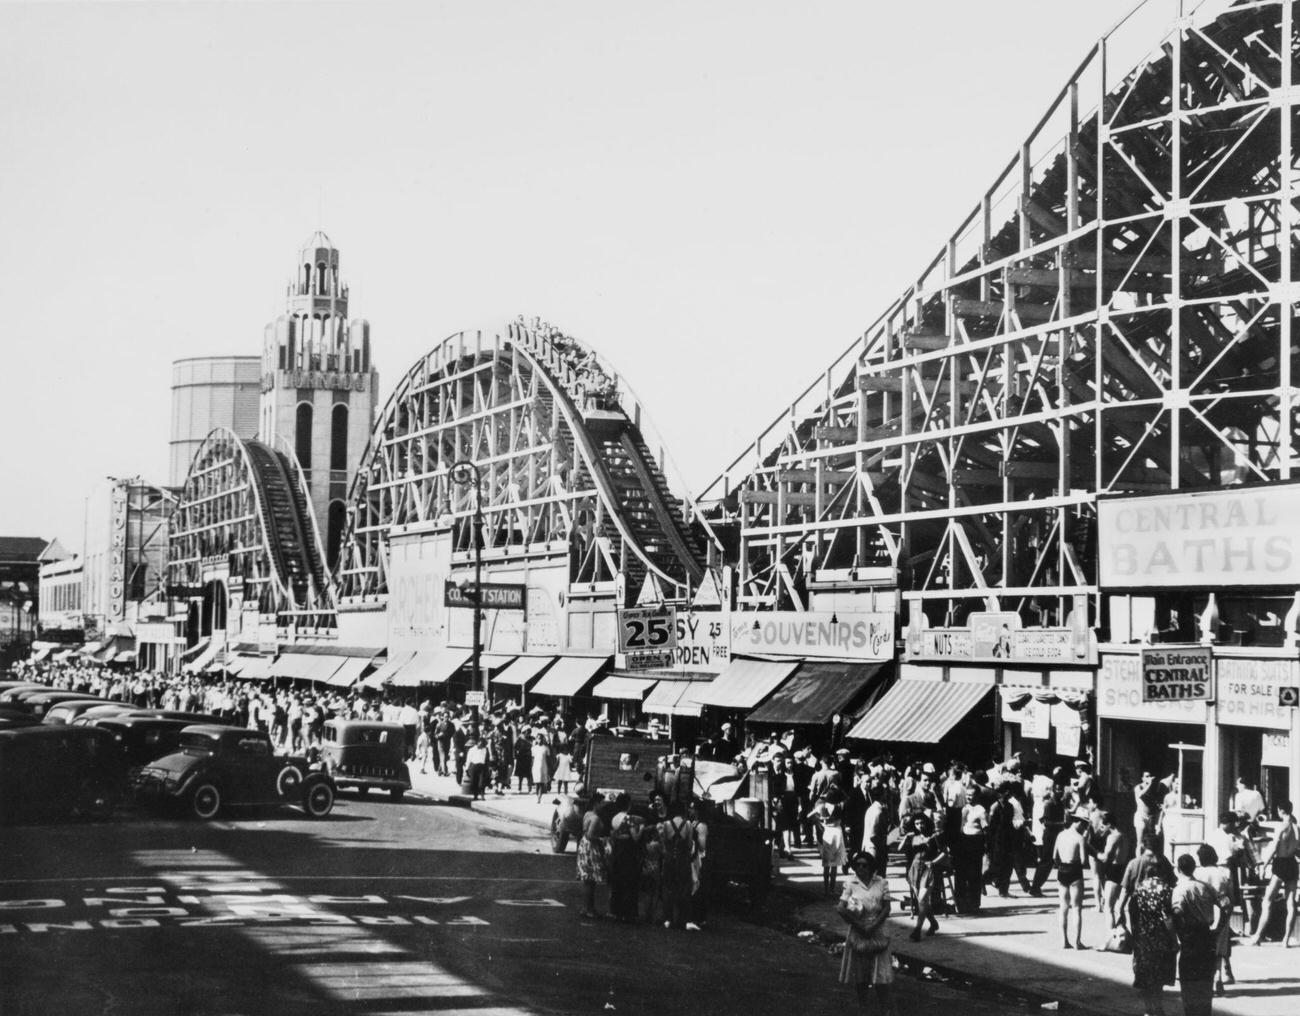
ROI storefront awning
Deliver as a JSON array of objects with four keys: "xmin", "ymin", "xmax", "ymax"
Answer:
[
  {"xmin": 296, "ymin": 655, "xmax": 348, "ymax": 684},
  {"xmin": 643, "ymin": 676, "xmax": 715, "ymax": 717},
  {"xmin": 847, "ymin": 679, "xmax": 992, "ymax": 743},
  {"xmin": 361, "ymin": 651, "xmax": 413, "ymax": 690},
  {"xmin": 391, "ymin": 647, "xmax": 473, "ymax": 688},
  {"xmin": 236, "ymin": 655, "xmax": 273, "ymax": 681},
  {"xmin": 492, "ymin": 656, "xmax": 555, "ymax": 689},
  {"xmin": 269, "ymin": 652, "xmax": 319, "ymax": 679},
  {"xmin": 698, "ymin": 657, "xmax": 801, "ymax": 710},
  {"xmin": 326, "ymin": 657, "xmax": 371, "ymax": 688},
  {"xmin": 592, "ymin": 675, "xmax": 656, "ymax": 700},
  {"xmin": 29, "ymin": 646, "xmax": 53, "ymax": 663},
  {"xmin": 532, "ymin": 655, "xmax": 609, "ymax": 697},
  {"xmin": 183, "ymin": 640, "xmax": 220, "ymax": 674},
  {"xmin": 81, "ymin": 640, "xmax": 105, "ymax": 657},
  {"xmin": 747, "ymin": 661, "xmax": 884, "ymax": 725}
]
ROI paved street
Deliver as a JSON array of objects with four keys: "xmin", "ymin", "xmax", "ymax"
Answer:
[{"xmin": 0, "ymin": 794, "xmax": 1037, "ymax": 1016}]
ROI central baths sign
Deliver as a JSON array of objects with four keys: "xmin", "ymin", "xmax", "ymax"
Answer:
[{"xmin": 1098, "ymin": 486, "xmax": 1300, "ymax": 587}]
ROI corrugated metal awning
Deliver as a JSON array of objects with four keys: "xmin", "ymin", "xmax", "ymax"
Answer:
[
  {"xmin": 492, "ymin": 656, "xmax": 555, "ymax": 689},
  {"xmin": 698, "ymin": 657, "xmax": 800, "ymax": 710},
  {"xmin": 747, "ymin": 661, "xmax": 885, "ymax": 726},
  {"xmin": 847, "ymin": 679, "xmax": 992, "ymax": 743},
  {"xmin": 643, "ymin": 677, "xmax": 715, "ymax": 717},
  {"xmin": 532, "ymin": 656, "xmax": 609, "ymax": 697},
  {"xmin": 592, "ymin": 675, "xmax": 656, "ymax": 700}
]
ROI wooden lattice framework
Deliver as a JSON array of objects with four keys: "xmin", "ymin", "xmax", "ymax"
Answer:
[
  {"xmin": 702, "ymin": 0, "xmax": 1300, "ymax": 626},
  {"xmin": 168, "ymin": 427, "xmax": 331, "ymax": 615},
  {"xmin": 337, "ymin": 321, "xmax": 715, "ymax": 606}
]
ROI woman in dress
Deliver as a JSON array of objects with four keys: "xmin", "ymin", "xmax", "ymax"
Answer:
[
  {"xmin": 837, "ymin": 851, "xmax": 895, "ymax": 1014},
  {"xmin": 1122, "ymin": 835, "xmax": 1177, "ymax": 1016},
  {"xmin": 576, "ymin": 791, "xmax": 608, "ymax": 919},
  {"xmin": 809, "ymin": 788, "xmax": 848, "ymax": 897},
  {"xmin": 901, "ymin": 812, "xmax": 942, "ymax": 941},
  {"xmin": 552, "ymin": 725, "xmax": 574, "ymax": 794},
  {"xmin": 531, "ymin": 733, "xmax": 553, "ymax": 802}
]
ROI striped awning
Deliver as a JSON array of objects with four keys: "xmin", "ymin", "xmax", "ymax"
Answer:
[
  {"xmin": 643, "ymin": 677, "xmax": 714, "ymax": 717},
  {"xmin": 592, "ymin": 675, "xmax": 656, "ymax": 700},
  {"xmin": 532, "ymin": 655, "xmax": 609, "ymax": 697},
  {"xmin": 847, "ymin": 679, "xmax": 992, "ymax": 743},
  {"xmin": 183, "ymin": 640, "xmax": 220, "ymax": 674},
  {"xmin": 698, "ymin": 657, "xmax": 800, "ymax": 710},
  {"xmin": 492, "ymin": 656, "xmax": 555, "ymax": 689}
]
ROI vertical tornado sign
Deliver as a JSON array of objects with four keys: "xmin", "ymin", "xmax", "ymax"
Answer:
[{"xmin": 1140, "ymin": 645, "xmax": 1212, "ymax": 703}]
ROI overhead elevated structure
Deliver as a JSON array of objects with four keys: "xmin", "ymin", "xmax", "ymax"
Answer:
[
  {"xmin": 702, "ymin": 0, "xmax": 1300, "ymax": 626},
  {"xmin": 338, "ymin": 319, "xmax": 715, "ymax": 609},
  {"xmin": 168, "ymin": 427, "xmax": 332, "ymax": 646}
]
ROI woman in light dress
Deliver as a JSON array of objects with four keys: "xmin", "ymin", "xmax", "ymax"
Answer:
[{"xmin": 837, "ymin": 850, "xmax": 895, "ymax": 1013}]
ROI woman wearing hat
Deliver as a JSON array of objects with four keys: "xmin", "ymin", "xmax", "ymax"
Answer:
[{"xmin": 837, "ymin": 851, "xmax": 894, "ymax": 1013}]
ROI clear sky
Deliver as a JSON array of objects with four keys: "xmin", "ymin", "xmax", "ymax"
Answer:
[{"xmin": 1, "ymin": 0, "xmax": 1191, "ymax": 554}]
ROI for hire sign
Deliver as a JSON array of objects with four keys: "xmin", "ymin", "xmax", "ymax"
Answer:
[{"xmin": 1098, "ymin": 487, "xmax": 1300, "ymax": 587}]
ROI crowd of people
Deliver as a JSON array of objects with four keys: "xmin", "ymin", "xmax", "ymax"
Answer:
[
  {"xmin": 3, "ymin": 657, "xmax": 611, "ymax": 802},
  {"xmin": 574, "ymin": 788, "xmax": 710, "ymax": 933}
]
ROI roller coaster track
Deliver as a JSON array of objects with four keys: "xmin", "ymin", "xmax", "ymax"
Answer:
[
  {"xmin": 338, "ymin": 322, "xmax": 715, "ymax": 604},
  {"xmin": 700, "ymin": 0, "xmax": 1300, "ymax": 616},
  {"xmin": 169, "ymin": 428, "xmax": 331, "ymax": 614}
]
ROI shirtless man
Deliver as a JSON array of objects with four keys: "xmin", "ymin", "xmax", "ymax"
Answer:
[
  {"xmin": 1054, "ymin": 808, "xmax": 1091, "ymax": 949},
  {"xmin": 1250, "ymin": 799, "xmax": 1299, "ymax": 946}
]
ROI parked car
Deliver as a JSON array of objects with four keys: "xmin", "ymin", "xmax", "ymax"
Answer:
[
  {"xmin": 0, "ymin": 712, "xmax": 42, "ymax": 730},
  {"xmin": 70, "ymin": 703, "xmax": 138, "ymax": 725},
  {"xmin": 91, "ymin": 716, "xmax": 193, "ymax": 769},
  {"xmin": 43, "ymin": 698, "xmax": 115, "ymax": 725},
  {"xmin": 0, "ymin": 685, "xmax": 48, "ymax": 708},
  {"xmin": 0, "ymin": 725, "xmax": 126, "ymax": 823},
  {"xmin": 132, "ymin": 725, "xmax": 335, "ymax": 820},
  {"xmin": 14, "ymin": 691, "xmax": 105, "ymax": 720},
  {"xmin": 117, "ymin": 710, "xmax": 223, "ymax": 725},
  {"xmin": 320, "ymin": 720, "xmax": 412, "ymax": 799}
]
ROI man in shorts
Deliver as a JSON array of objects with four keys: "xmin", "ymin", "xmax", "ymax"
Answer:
[
  {"xmin": 1054, "ymin": 807, "xmax": 1090, "ymax": 949},
  {"xmin": 1249, "ymin": 799, "xmax": 1298, "ymax": 945}
]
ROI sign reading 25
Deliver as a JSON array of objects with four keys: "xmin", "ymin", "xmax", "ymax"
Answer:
[{"xmin": 618, "ymin": 606, "xmax": 678, "ymax": 653}]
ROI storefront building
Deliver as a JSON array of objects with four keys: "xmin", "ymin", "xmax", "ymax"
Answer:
[{"xmin": 1096, "ymin": 486, "xmax": 1300, "ymax": 836}]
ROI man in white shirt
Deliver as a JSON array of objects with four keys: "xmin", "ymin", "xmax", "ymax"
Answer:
[{"xmin": 1231, "ymin": 777, "xmax": 1266, "ymax": 820}]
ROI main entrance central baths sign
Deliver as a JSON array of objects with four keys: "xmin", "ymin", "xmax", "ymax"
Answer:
[{"xmin": 1098, "ymin": 486, "xmax": 1300, "ymax": 587}]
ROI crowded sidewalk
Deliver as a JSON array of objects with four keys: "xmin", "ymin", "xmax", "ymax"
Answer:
[{"xmin": 404, "ymin": 768, "xmax": 1300, "ymax": 1016}]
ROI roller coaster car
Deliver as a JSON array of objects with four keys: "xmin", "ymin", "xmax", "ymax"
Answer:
[
  {"xmin": 548, "ymin": 734, "xmax": 772, "ymax": 904},
  {"xmin": 132, "ymin": 725, "xmax": 335, "ymax": 821}
]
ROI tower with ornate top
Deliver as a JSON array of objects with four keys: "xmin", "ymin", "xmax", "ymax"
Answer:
[{"xmin": 259, "ymin": 231, "xmax": 378, "ymax": 571}]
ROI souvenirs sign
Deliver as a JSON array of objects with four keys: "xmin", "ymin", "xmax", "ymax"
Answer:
[{"xmin": 1140, "ymin": 645, "xmax": 1212, "ymax": 703}]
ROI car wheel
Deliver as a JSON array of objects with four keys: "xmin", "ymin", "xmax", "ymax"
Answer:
[
  {"xmin": 301, "ymin": 777, "xmax": 334, "ymax": 818},
  {"xmin": 390, "ymin": 788, "xmax": 404, "ymax": 801},
  {"xmin": 276, "ymin": 765, "xmax": 303, "ymax": 798},
  {"xmin": 550, "ymin": 811, "xmax": 569, "ymax": 853},
  {"xmin": 190, "ymin": 782, "xmax": 222, "ymax": 820},
  {"xmin": 77, "ymin": 778, "xmax": 116, "ymax": 821}
]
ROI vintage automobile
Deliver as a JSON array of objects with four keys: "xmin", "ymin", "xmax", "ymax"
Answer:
[
  {"xmin": 132, "ymin": 725, "xmax": 335, "ymax": 820},
  {"xmin": 43, "ymin": 699, "xmax": 119, "ymax": 725},
  {"xmin": 12, "ymin": 691, "xmax": 105, "ymax": 720},
  {"xmin": 549, "ymin": 734, "xmax": 772, "ymax": 903},
  {"xmin": 0, "ymin": 725, "xmax": 126, "ymax": 823},
  {"xmin": 0, "ymin": 685, "xmax": 50, "ymax": 708},
  {"xmin": 320, "ymin": 719, "xmax": 412, "ymax": 799},
  {"xmin": 69, "ymin": 703, "xmax": 139, "ymax": 725},
  {"xmin": 91, "ymin": 716, "xmax": 194, "ymax": 769},
  {"xmin": 0, "ymin": 710, "xmax": 42, "ymax": 729}
]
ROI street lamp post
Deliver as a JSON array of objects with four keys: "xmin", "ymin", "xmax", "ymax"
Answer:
[{"xmin": 449, "ymin": 459, "xmax": 483, "ymax": 734}]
